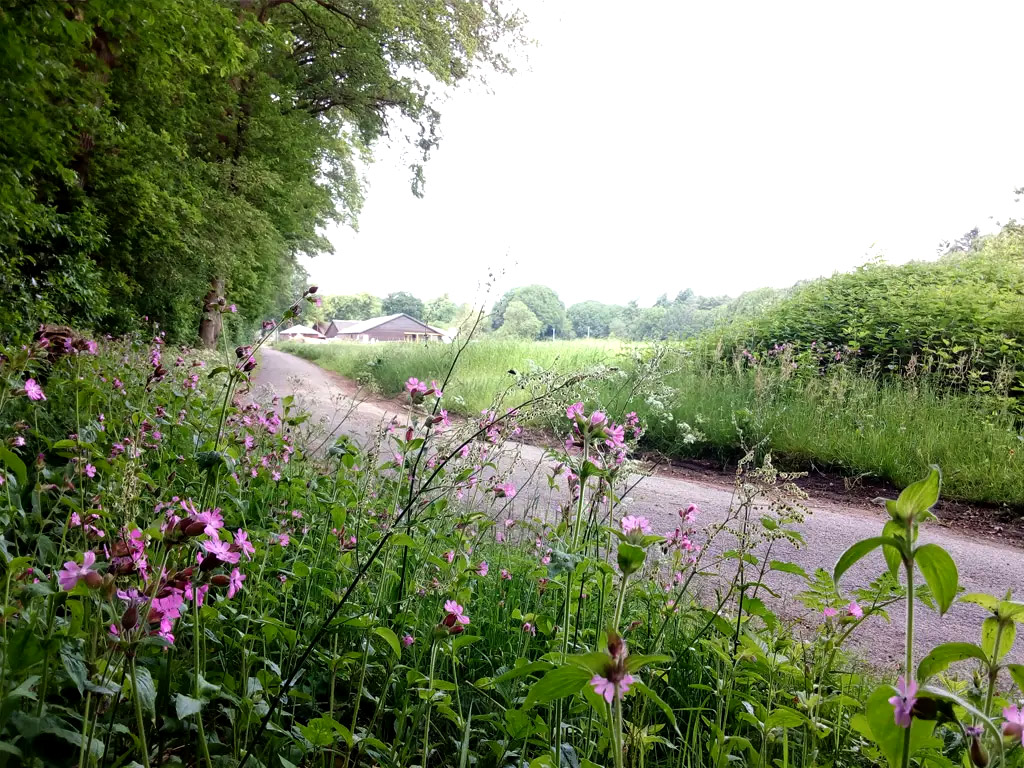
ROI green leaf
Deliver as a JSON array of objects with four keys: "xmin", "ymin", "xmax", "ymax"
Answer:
[
  {"xmin": 632, "ymin": 680, "xmax": 679, "ymax": 734},
  {"xmin": 916, "ymin": 642, "xmax": 988, "ymax": 682},
  {"xmin": 524, "ymin": 665, "xmax": 592, "ymax": 709},
  {"xmin": 616, "ymin": 542, "xmax": 646, "ymax": 576},
  {"xmin": 1007, "ymin": 664, "xmax": 1024, "ymax": 692},
  {"xmin": 981, "ymin": 616, "xmax": 1015, "ymax": 660},
  {"xmin": 624, "ymin": 653, "xmax": 673, "ymax": 673},
  {"xmin": 834, "ymin": 537, "xmax": 906, "ymax": 586},
  {"xmin": 890, "ymin": 467, "xmax": 941, "ymax": 523},
  {"xmin": 60, "ymin": 644, "xmax": 87, "ymax": 695},
  {"xmin": 960, "ymin": 593, "xmax": 999, "ymax": 611},
  {"xmin": 918, "ymin": 684, "xmax": 1001, "ymax": 743},
  {"xmin": 389, "ymin": 533, "xmax": 418, "ymax": 549},
  {"xmin": 769, "ymin": 560, "xmax": 808, "ymax": 579},
  {"xmin": 373, "ymin": 627, "xmax": 400, "ymax": 658},
  {"xmin": 863, "ymin": 684, "xmax": 936, "ymax": 767},
  {"xmin": 175, "ymin": 694, "xmax": 203, "ymax": 720},
  {"xmin": 488, "ymin": 660, "xmax": 553, "ymax": 686},
  {"xmin": 881, "ymin": 520, "xmax": 905, "ymax": 578},
  {"xmin": 0, "ymin": 447, "xmax": 27, "ymax": 488},
  {"xmin": 913, "ymin": 544, "xmax": 958, "ymax": 615},
  {"xmin": 133, "ymin": 665, "xmax": 157, "ymax": 716},
  {"xmin": 764, "ymin": 706, "xmax": 810, "ymax": 730}
]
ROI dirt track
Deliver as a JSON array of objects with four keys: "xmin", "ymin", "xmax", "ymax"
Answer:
[{"xmin": 253, "ymin": 347, "xmax": 1024, "ymax": 667}]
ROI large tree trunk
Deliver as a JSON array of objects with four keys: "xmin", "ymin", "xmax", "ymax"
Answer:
[{"xmin": 198, "ymin": 277, "xmax": 225, "ymax": 347}]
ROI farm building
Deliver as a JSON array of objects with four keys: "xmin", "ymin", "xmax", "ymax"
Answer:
[
  {"xmin": 323, "ymin": 319, "xmax": 359, "ymax": 338},
  {"xmin": 278, "ymin": 324, "xmax": 325, "ymax": 342},
  {"xmin": 329, "ymin": 314, "xmax": 446, "ymax": 343}
]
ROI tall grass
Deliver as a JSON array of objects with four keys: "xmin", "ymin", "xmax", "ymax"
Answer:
[{"xmin": 279, "ymin": 340, "xmax": 1024, "ymax": 507}]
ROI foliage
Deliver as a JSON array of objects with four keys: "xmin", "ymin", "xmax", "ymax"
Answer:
[
  {"xmin": 498, "ymin": 300, "xmax": 543, "ymax": 339},
  {"xmin": 0, "ymin": 0, "xmax": 523, "ymax": 344},
  {"xmin": 2, "ymin": 300, "xmax": 1024, "ymax": 768},
  {"xmin": 322, "ymin": 293, "xmax": 384, "ymax": 322},
  {"xmin": 423, "ymin": 294, "xmax": 460, "ymax": 326},
  {"xmin": 382, "ymin": 291, "xmax": 427, "ymax": 319},
  {"xmin": 491, "ymin": 285, "xmax": 568, "ymax": 338}
]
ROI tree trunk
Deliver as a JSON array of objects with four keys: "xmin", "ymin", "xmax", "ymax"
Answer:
[{"xmin": 198, "ymin": 277, "xmax": 225, "ymax": 347}]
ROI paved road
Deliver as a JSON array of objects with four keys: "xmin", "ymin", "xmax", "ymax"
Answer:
[{"xmin": 254, "ymin": 348, "xmax": 1023, "ymax": 667}]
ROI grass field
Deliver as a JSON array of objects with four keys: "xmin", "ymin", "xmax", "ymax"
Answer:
[{"xmin": 279, "ymin": 339, "xmax": 1024, "ymax": 508}]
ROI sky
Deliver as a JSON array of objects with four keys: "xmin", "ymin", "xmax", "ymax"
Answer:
[{"xmin": 303, "ymin": 0, "xmax": 1024, "ymax": 309}]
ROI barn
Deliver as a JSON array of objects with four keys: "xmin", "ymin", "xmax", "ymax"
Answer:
[
  {"xmin": 330, "ymin": 314, "xmax": 445, "ymax": 343},
  {"xmin": 279, "ymin": 324, "xmax": 325, "ymax": 342},
  {"xmin": 323, "ymin": 319, "xmax": 358, "ymax": 338}
]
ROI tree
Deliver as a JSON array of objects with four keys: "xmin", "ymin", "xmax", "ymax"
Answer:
[
  {"xmin": 567, "ymin": 301, "xmax": 620, "ymax": 338},
  {"xmin": 0, "ymin": 0, "xmax": 523, "ymax": 345},
  {"xmin": 325, "ymin": 294, "xmax": 382, "ymax": 320},
  {"xmin": 382, "ymin": 292, "xmax": 425, "ymax": 319},
  {"xmin": 499, "ymin": 300, "xmax": 542, "ymax": 339},
  {"xmin": 491, "ymin": 285, "xmax": 566, "ymax": 338},
  {"xmin": 424, "ymin": 294, "xmax": 458, "ymax": 325}
]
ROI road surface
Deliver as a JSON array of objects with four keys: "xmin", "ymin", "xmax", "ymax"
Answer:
[{"xmin": 253, "ymin": 348, "xmax": 1023, "ymax": 667}]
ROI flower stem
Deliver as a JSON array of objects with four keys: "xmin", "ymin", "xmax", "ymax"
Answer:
[
  {"xmin": 422, "ymin": 642, "xmax": 439, "ymax": 765},
  {"xmin": 901, "ymin": 522, "xmax": 915, "ymax": 768},
  {"xmin": 130, "ymin": 658, "xmax": 152, "ymax": 768}
]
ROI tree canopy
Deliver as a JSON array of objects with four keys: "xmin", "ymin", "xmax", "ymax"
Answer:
[
  {"xmin": 0, "ymin": 0, "xmax": 523, "ymax": 344},
  {"xmin": 499, "ymin": 300, "xmax": 543, "ymax": 339},
  {"xmin": 491, "ymin": 285, "xmax": 566, "ymax": 338},
  {"xmin": 382, "ymin": 291, "xmax": 426, "ymax": 319}
]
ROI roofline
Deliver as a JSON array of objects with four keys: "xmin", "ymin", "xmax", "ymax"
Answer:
[{"xmin": 334, "ymin": 313, "xmax": 447, "ymax": 335}]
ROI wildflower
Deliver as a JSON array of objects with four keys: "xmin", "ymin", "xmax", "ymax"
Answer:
[
  {"xmin": 430, "ymin": 380, "xmax": 443, "ymax": 397},
  {"xmin": 84, "ymin": 463, "xmax": 97, "ymax": 479},
  {"xmin": 476, "ymin": 561, "xmax": 489, "ymax": 577},
  {"xmin": 444, "ymin": 550, "xmax": 455, "ymax": 563},
  {"xmin": 271, "ymin": 470, "xmax": 281, "ymax": 482},
  {"xmin": 566, "ymin": 402, "xmax": 584, "ymax": 419},
  {"xmin": 441, "ymin": 600, "xmax": 470, "ymax": 632},
  {"xmin": 405, "ymin": 377, "xmax": 429, "ymax": 396},
  {"xmin": 58, "ymin": 551, "xmax": 99, "ymax": 591},
  {"xmin": 847, "ymin": 601, "xmax": 863, "ymax": 619},
  {"xmin": 492, "ymin": 482, "xmax": 517, "ymax": 499},
  {"xmin": 229, "ymin": 304, "xmax": 238, "ymax": 313},
  {"xmin": 227, "ymin": 568, "xmax": 245, "ymax": 598},
  {"xmin": 621, "ymin": 515, "xmax": 652, "ymax": 535},
  {"xmin": 541, "ymin": 554, "xmax": 551, "ymax": 565},
  {"xmin": 402, "ymin": 634, "xmax": 415, "ymax": 647},
  {"xmin": 682, "ymin": 503, "xmax": 700, "ymax": 523},
  {"xmin": 234, "ymin": 529, "xmax": 255, "ymax": 560},
  {"xmin": 823, "ymin": 607, "xmax": 838, "ymax": 618},
  {"xmin": 276, "ymin": 533, "xmax": 290, "ymax": 547},
  {"xmin": 203, "ymin": 538, "xmax": 240, "ymax": 565},
  {"xmin": 590, "ymin": 673, "xmax": 635, "ymax": 704},
  {"xmin": 1004, "ymin": 705, "xmax": 1024, "ymax": 745},
  {"xmin": 495, "ymin": 530, "xmax": 505, "ymax": 543},
  {"xmin": 889, "ymin": 676, "xmax": 918, "ymax": 728},
  {"xmin": 24, "ymin": 379, "xmax": 46, "ymax": 401},
  {"xmin": 501, "ymin": 568, "xmax": 512, "ymax": 580},
  {"xmin": 12, "ymin": 436, "xmax": 25, "ymax": 447},
  {"xmin": 523, "ymin": 622, "xmax": 536, "ymax": 636},
  {"xmin": 590, "ymin": 411, "xmax": 607, "ymax": 427}
]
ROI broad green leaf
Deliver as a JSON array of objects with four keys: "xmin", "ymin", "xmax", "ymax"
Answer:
[
  {"xmin": 919, "ymin": 684, "xmax": 1002, "ymax": 743},
  {"xmin": 981, "ymin": 616, "xmax": 1015, "ymax": 660},
  {"xmin": 916, "ymin": 642, "xmax": 987, "ymax": 681},
  {"xmin": 881, "ymin": 520, "xmax": 905, "ymax": 578},
  {"xmin": 0, "ymin": 447, "xmax": 27, "ymax": 488},
  {"xmin": 863, "ymin": 684, "xmax": 937, "ymax": 767},
  {"xmin": 834, "ymin": 537, "xmax": 905, "ymax": 586},
  {"xmin": 372, "ymin": 627, "xmax": 401, "ymax": 658},
  {"xmin": 175, "ymin": 694, "xmax": 203, "ymax": 719},
  {"xmin": 524, "ymin": 665, "xmax": 592, "ymax": 709},
  {"xmin": 890, "ymin": 467, "xmax": 940, "ymax": 523},
  {"xmin": 764, "ymin": 706, "xmax": 810, "ymax": 730},
  {"xmin": 769, "ymin": 560, "xmax": 808, "ymax": 579},
  {"xmin": 133, "ymin": 665, "xmax": 157, "ymax": 716},
  {"xmin": 488, "ymin": 660, "xmax": 553, "ymax": 686},
  {"xmin": 960, "ymin": 593, "xmax": 999, "ymax": 611},
  {"xmin": 914, "ymin": 544, "xmax": 958, "ymax": 615},
  {"xmin": 60, "ymin": 644, "xmax": 87, "ymax": 695},
  {"xmin": 624, "ymin": 653, "xmax": 673, "ymax": 673},
  {"xmin": 616, "ymin": 542, "xmax": 646, "ymax": 576},
  {"xmin": 1007, "ymin": 664, "xmax": 1024, "ymax": 692},
  {"xmin": 389, "ymin": 533, "xmax": 418, "ymax": 548}
]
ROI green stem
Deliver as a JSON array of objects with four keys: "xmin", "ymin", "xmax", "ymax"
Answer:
[
  {"xmin": 613, "ymin": 573, "xmax": 629, "ymax": 630},
  {"xmin": 983, "ymin": 622, "xmax": 1005, "ymax": 718},
  {"xmin": 422, "ymin": 642, "xmax": 439, "ymax": 765},
  {"xmin": 130, "ymin": 658, "xmax": 152, "ymax": 768},
  {"xmin": 901, "ymin": 529, "xmax": 915, "ymax": 768}
]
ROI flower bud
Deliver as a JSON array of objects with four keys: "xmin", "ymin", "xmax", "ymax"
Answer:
[
  {"xmin": 210, "ymin": 574, "xmax": 230, "ymax": 587},
  {"xmin": 184, "ymin": 521, "xmax": 207, "ymax": 538},
  {"xmin": 970, "ymin": 736, "xmax": 989, "ymax": 768},
  {"xmin": 307, "ymin": 285, "xmax": 318, "ymax": 294},
  {"xmin": 200, "ymin": 555, "xmax": 221, "ymax": 572},
  {"xmin": 405, "ymin": 427, "xmax": 414, "ymax": 442},
  {"xmin": 84, "ymin": 571, "xmax": 103, "ymax": 589},
  {"xmin": 910, "ymin": 697, "xmax": 939, "ymax": 721},
  {"xmin": 122, "ymin": 603, "xmax": 138, "ymax": 630}
]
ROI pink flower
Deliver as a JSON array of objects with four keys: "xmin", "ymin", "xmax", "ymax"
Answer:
[
  {"xmin": 58, "ymin": 551, "xmax": 97, "ymax": 591},
  {"xmin": 203, "ymin": 538, "xmax": 240, "ymax": 565},
  {"xmin": 443, "ymin": 600, "xmax": 470, "ymax": 626},
  {"xmin": 823, "ymin": 607, "xmax": 838, "ymax": 618},
  {"xmin": 495, "ymin": 530, "xmax": 505, "ymax": 543},
  {"xmin": 589, "ymin": 411, "xmax": 607, "ymax": 427},
  {"xmin": 566, "ymin": 402, "xmax": 584, "ymax": 420},
  {"xmin": 888, "ymin": 676, "xmax": 918, "ymax": 728},
  {"xmin": 523, "ymin": 622, "xmax": 536, "ymax": 636},
  {"xmin": 430, "ymin": 380, "xmax": 443, "ymax": 397},
  {"xmin": 405, "ymin": 377, "xmax": 429, "ymax": 396},
  {"xmin": 847, "ymin": 601, "xmax": 863, "ymax": 619},
  {"xmin": 402, "ymin": 634, "xmax": 415, "ymax": 647},
  {"xmin": 541, "ymin": 555, "xmax": 551, "ymax": 565},
  {"xmin": 476, "ymin": 561, "xmax": 489, "ymax": 577},
  {"xmin": 682, "ymin": 503, "xmax": 699, "ymax": 523},
  {"xmin": 24, "ymin": 379, "xmax": 46, "ymax": 401},
  {"xmin": 589, "ymin": 673, "xmax": 635, "ymax": 704},
  {"xmin": 12, "ymin": 436, "xmax": 25, "ymax": 447},
  {"xmin": 500, "ymin": 568, "xmax": 512, "ymax": 580},
  {"xmin": 492, "ymin": 482, "xmax": 516, "ymax": 499},
  {"xmin": 234, "ymin": 529, "xmax": 255, "ymax": 560},
  {"xmin": 84, "ymin": 463, "xmax": 96, "ymax": 478},
  {"xmin": 1003, "ymin": 705, "xmax": 1024, "ymax": 745},
  {"xmin": 229, "ymin": 304, "xmax": 238, "ymax": 313},
  {"xmin": 444, "ymin": 550, "xmax": 455, "ymax": 563},
  {"xmin": 276, "ymin": 533, "xmax": 290, "ymax": 548},
  {"xmin": 621, "ymin": 515, "xmax": 652, "ymax": 535},
  {"xmin": 227, "ymin": 568, "xmax": 245, "ymax": 598}
]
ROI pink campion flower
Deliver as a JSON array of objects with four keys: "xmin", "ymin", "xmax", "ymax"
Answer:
[
  {"xmin": 85, "ymin": 339, "xmax": 98, "ymax": 354},
  {"xmin": 495, "ymin": 530, "xmax": 505, "ymax": 543},
  {"xmin": 541, "ymin": 554, "xmax": 551, "ymax": 565},
  {"xmin": 58, "ymin": 551, "xmax": 97, "ymax": 591},
  {"xmin": 443, "ymin": 600, "xmax": 470, "ymax": 626},
  {"xmin": 430, "ymin": 380, "xmax": 443, "ymax": 397},
  {"xmin": 276, "ymin": 533, "xmax": 290, "ymax": 547},
  {"xmin": 590, "ymin": 411, "xmax": 607, "ymax": 427},
  {"xmin": 621, "ymin": 515, "xmax": 652, "ymax": 535},
  {"xmin": 229, "ymin": 304, "xmax": 238, "ymax": 313},
  {"xmin": 405, "ymin": 377, "xmax": 429, "ymax": 396},
  {"xmin": 444, "ymin": 550, "xmax": 455, "ymax": 563},
  {"xmin": 476, "ymin": 561, "xmax": 489, "ymax": 577},
  {"xmin": 589, "ymin": 673, "xmax": 635, "ymax": 704},
  {"xmin": 500, "ymin": 568, "xmax": 512, "ymax": 580},
  {"xmin": 271, "ymin": 470, "xmax": 281, "ymax": 482},
  {"xmin": 227, "ymin": 568, "xmax": 245, "ymax": 598},
  {"xmin": 847, "ymin": 601, "xmax": 864, "ymax": 619},
  {"xmin": 24, "ymin": 379, "xmax": 46, "ymax": 401},
  {"xmin": 84, "ymin": 463, "xmax": 97, "ymax": 478},
  {"xmin": 523, "ymin": 622, "xmax": 536, "ymax": 636},
  {"xmin": 682, "ymin": 503, "xmax": 700, "ymax": 523},
  {"xmin": 195, "ymin": 508, "xmax": 224, "ymax": 537},
  {"xmin": 566, "ymin": 402, "xmax": 584, "ymax": 420},
  {"xmin": 12, "ymin": 436, "xmax": 25, "ymax": 447},
  {"xmin": 203, "ymin": 538, "xmax": 240, "ymax": 565},
  {"xmin": 1003, "ymin": 705, "xmax": 1024, "ymax": 745},
  {"xmin": 492, "ymin": 482, "xmax": 517, "ymax": 499},
  {"xmin": 889, "ymin": 677, "xmax": 918, "ymax": 728},
  {"xmin": 823, "ymin": 607, "xmax": 839, "ymax": 619},
  {"xmin": 402, "ymin": 634, "xmax": 415, "ymax": 647},
  {"xmin": 234, "ymin": 529, "xmax": 255, "ymax": 560}
]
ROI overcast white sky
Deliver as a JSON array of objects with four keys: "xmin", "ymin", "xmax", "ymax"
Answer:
[{"xmin": 303, "ymin": 0, "xmax": 1024, "ymax": 308}]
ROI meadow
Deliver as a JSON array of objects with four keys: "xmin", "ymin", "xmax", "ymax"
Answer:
[
  {"xmin": 278, "ymin": 338, "xmax": 1024, "ymax": 509},
  {"xmin": 1, "ymin": 292, "xmax": 1023, "ymax": 768}
]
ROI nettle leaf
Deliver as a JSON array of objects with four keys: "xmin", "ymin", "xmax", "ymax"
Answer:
[
  {"xmin": 769, "ymin": 560, "xmax": 808, "ymax": 579},
  {"xmin": 60, "ymin": 644, "xmax": 87, "ymax": 695},
  {"xmin": 834, "ymin": 537, "xmax": 906, "ymax": 586},
  {"xmin": 913, "ymin": 544, "xmax": 958, "ymax": 615},
  {"xmin": 133, "ymin": 665, "xmax": 157, "ymax": 716},
  {"xmin": 916, "ymin": 642, "xmax": 987, "ymax": 682},
  {"xmin": 624, "ymin": 653, "xmax": 673, "ymax": 673},
  {"xmin": 524, "ymin": 665, "xmax": 592, "ymax": 709}
]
